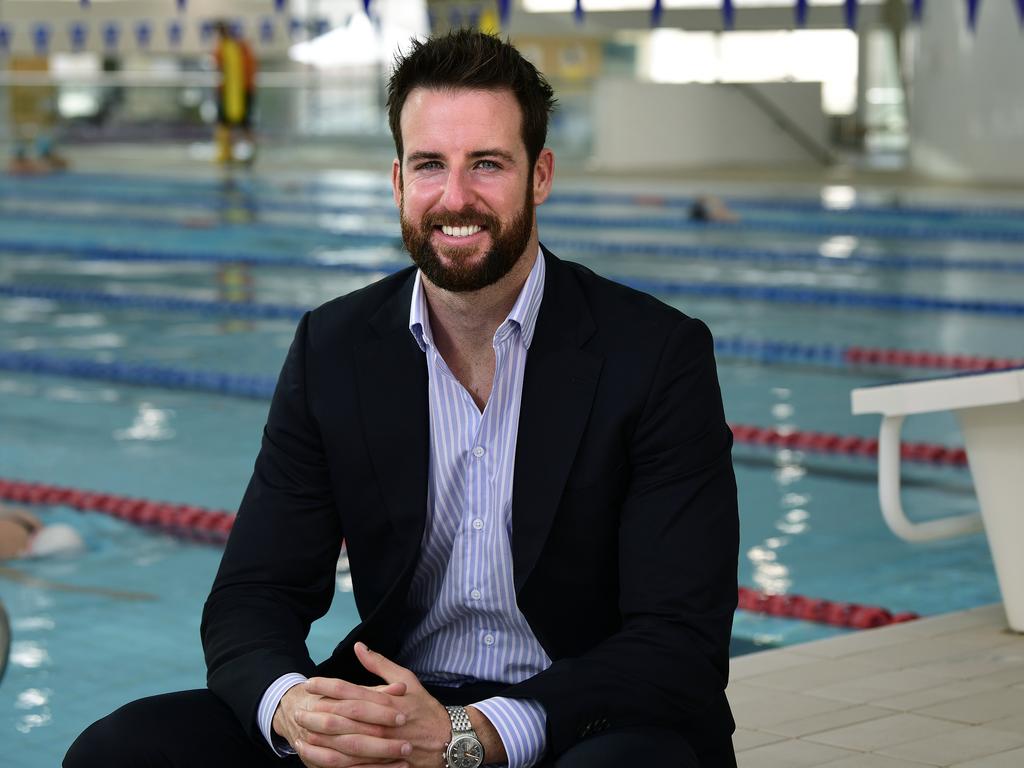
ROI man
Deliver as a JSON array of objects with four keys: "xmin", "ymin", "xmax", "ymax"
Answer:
[
  {"xmin": 66, "ymin": 30, "xmax": 738, "ymax": 768},
  {"xmin": 212, "ymin": 20, "xmax": 257, "ymax": 165}
]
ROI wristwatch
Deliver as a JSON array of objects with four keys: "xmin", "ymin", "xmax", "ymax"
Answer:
[{"xmin": 443, "ymin": 705, "xmax": 485, "ymax": 768}]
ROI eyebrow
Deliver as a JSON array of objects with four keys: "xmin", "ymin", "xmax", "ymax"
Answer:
[{"xmin": 406, "ymin": 149, "xmax": 517, "ymax": 165}]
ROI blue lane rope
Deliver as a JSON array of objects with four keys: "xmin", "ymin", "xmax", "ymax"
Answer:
[
  {"xmin": 4, "ymin": 171, "xmax": 1024, "ymax": 221},
  {"xmin": 1, "ymin": 340, "xmax": 1015, "ymax": 400},
  {"xmin": 0, "ymin": 351, "xmax": 275, "ymax": 399},
  {"xmin": 2, "ymin": 277, "xmax": 1023, "ymax": 317},
  {"xmin": 4, "ymin": 233, "xmax": 1024, "ymax": 276},
  {"xmin": 4, "ymin": 189, "xmax": 1024, "ymax": 244}
]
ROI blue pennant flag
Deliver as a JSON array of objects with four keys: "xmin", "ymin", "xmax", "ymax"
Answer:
[
  {"xmin": 651, "ymin": 0, "xmax": 663, "ymax": 27},
  {"xmin": 0, "ymin": 25, "xmax": 10, "ymax": 51},
  {"xmin": 574, "ymin": 0, "xmax": 584, "ymax": 25},
  {"xmin": 845, "ymin": 0, "xmax": 858, "ymax": 29},
  {"xmin": 911, "ymin": 0, "xmax": 925, "ymax": 22},
  {"xmin": 69, "ymin": 22, "xmax": 88, "ymax": 51},
  {"xmin": 136, "ymin": 21, "xmax": 152, "ymax": 48},
  {"xmin": 33, "ymin": 23, "xmax": 51, "ymax": 54},
  {"xmin": 722, "ymin": 0, "xmax": 734, "ymax": 29},
  {"xmin": 177, "ymin": 0, "xmax": 188, "ymax": 11},
  {"xmin": 449, "ymin": 7, "xmax": 463, "ymax": 27},
  {"xmin": 467, "ymin": 7, "xmax": 481, "ymax": 29},
  {"xmin": 289, "ymin": 17, "xmax": 304, "ymax": 38},
  {"xmin": 275, "ymin": 0, "xmax": 287, "ymax": 11},
  {"xmin": 200, "ymin": 20, "xmax": 216, "ymax": 42},
  {"xmin": 794, "ymin": 0, "xmax": 808, "ymax": 27},
  {"xmin": 966, "ymin": 0, "xmax": 980, "ymax": 31},
  {"xmin": 167, "ymin": 20, "xmax": 183, "ymax": 47},
  {"xmin": 1017, "ymin": 0, "xmax": 1024, "ymax": 27},
  {"xmin": 230, "ymin": 20, "xmax": 245, "ymax": 38},
  {"xmin": 362, "ymin": 0, "xmax": 372, "ymax": 17},
  {"xmin": 260, "ymin": 17, "xmax": 275, "ymax": 43},
  {"xmin": 103, "ymin": 22, "xmax": 120, "ymax": 49},
  {"xmin": 313, "ymin": 18, "xmax": 330, "ymax": 36},
  {"xmin": 80, "ymin": 0, "xmax": 91, "ymax": 7},
  {"xmin": 498, "ymin": 0, "xmax": 511, "ymax": 24}
]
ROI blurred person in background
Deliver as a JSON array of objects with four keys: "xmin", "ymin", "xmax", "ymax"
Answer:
[{"xmin": 213, "ymin": 20, "xmax": 258, "ymax": 167}]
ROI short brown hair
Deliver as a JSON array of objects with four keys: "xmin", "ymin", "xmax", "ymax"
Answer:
[{"xmin": 386, "ymin": 30, "xmax": 556, "ymax": 166}]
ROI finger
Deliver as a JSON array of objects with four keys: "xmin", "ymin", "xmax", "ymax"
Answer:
[
  {"xmin": 353, "ymin": 642, "xmax": 415, "ymax": 687},
  {"xmin": 304, "ymin": 677, "xmax": 398, "ymax": 707},
  {"xmin": 370, "ymin": 682, "xmax": 407, "ymax": 697},
  {"xmin": 300, "ymin": 731, "xmax": 412, "ymax": 762},
  {"xmin": 294, "ymin": 710, "xmax": 380, "ymax": 739},
  {"xmin": 309, "ymin": 698, "xmax": 408, "ymax": 728}
]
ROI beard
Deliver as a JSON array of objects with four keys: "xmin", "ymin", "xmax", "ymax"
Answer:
[{"xmin": 400, "ymin": 182, "xmax": 534, "ymax": 293}]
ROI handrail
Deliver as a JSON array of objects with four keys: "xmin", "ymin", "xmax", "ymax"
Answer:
[{"xmin": 728, "ymin": 82, "xmax": 836, "ymax": 166}]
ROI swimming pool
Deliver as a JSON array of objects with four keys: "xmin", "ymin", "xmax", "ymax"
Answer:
[{"xmin": 1, "ymin": 169, "xmax": 1023, "ymax": 765}]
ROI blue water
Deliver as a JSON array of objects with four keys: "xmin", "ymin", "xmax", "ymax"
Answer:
[{"xmin": 2, "ymin": 171, "xmax": 1024, "ymax": 764}]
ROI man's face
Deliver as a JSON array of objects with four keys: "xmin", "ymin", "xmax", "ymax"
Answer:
[{"xmin": 392, "ymin": 88, "xmax": 553, "ymax": 293}]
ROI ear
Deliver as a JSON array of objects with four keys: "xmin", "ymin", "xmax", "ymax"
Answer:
[
  {"xmin": 532, "ymin": 148, "xmax": 555, "ymax": 206},
  {"xmin": 391, "ymin": 158, "xmax": 403, "ymax": 208}
]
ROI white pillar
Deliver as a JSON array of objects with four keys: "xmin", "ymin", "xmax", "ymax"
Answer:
[{"xmin": 908, "ymin": 2, "xmax": 1024, "ymax": 183}]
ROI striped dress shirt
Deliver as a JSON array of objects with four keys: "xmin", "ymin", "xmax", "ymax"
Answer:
[{"xmin": 258, "ymin": 251, "xmax": 550, "ymax": 767}]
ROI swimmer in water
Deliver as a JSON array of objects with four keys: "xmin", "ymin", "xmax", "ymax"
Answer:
[{"xmin": 0, "ymin": 504, "xmax": 84, "ymax": 559}]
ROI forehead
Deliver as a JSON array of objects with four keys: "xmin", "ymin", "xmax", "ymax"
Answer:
[{"xmin": 399, "ymin": 87, "xmax": 525, "ymax": 158}]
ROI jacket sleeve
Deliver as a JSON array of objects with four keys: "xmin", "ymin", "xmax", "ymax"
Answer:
[
  {"xmin": 503, "ymin": 317, "xmax": 739, "ymax": 756},
  {"xmin": 201, "ymin": 312, "xmax": 344, "ymax": 746}
]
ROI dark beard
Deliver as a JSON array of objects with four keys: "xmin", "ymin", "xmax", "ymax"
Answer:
[{"xmin": 400, "ymin": 185, "xmax": 534, "ymax": 293}]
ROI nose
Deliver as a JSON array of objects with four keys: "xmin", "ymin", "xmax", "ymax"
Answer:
[{"xmin": 439, "ymin": 168, "xmax": 475, "ymax": 212}]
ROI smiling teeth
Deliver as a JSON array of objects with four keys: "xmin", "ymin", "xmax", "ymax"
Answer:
[{"xmin": 441, "ymin": 225, "xmax": 482, "ymax": 238}]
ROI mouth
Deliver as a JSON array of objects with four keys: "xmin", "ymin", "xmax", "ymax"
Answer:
[{"xmin": 437, "ymin": 224, "xmax": 485, "ymax": 239}]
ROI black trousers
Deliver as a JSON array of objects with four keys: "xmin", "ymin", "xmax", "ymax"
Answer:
[{"xmin": 65, "ymin": 689, "xmax": 705, "ymax": 768}]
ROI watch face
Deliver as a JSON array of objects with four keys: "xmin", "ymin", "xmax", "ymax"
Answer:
[{"xmin": 447, "ymin": 735, "xmax": 484, "ymax": 768}]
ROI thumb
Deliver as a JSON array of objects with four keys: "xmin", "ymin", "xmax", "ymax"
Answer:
[{"xmin": 354, "ymin": 642, "xmax": 415, "ymax": 687}]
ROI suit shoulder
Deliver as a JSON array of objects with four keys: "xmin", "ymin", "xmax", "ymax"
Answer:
[
  {"xmin": 557, "ymin": 258, "xmax": 709, "ymax": 342},
  {"xmin": 305, "ymin": 267, "xmax": 415, "ymax": 342}
]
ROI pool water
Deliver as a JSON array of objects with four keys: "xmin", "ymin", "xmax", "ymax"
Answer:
[{"xmin": 1, "ymin": 170, "xmax": 1023, "ymax": 765}]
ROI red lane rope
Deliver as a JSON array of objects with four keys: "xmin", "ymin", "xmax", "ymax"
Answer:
[
  {"xmin": 738, "ymin": 586, "xmax": 919, "ymax": 629},
  {"xmin": 1, "ymin": 477, "xmax": 920, "ymax": 630},
  {"xmin": 843, "ymin": 346, "xmax": 1024, "ymax": 372},
  {"xmin": 0, "ymin": 478, "xmax": 234, "ymax": 544},
  {"xmin": 729, "ymin": 423, "xmax": 968, "ymax": 467}
]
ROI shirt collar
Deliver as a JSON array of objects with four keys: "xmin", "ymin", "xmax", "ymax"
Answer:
[{"xmin": 408, "ymin": 247, "xmax": 546, "ymax": 352}]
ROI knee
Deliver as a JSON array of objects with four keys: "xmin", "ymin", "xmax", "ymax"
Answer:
[{"xmin": 64, "ymin": 704, "xmax": 154, "ymax": 768}]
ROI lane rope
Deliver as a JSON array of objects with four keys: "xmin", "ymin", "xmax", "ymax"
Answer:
[
  {"xmin": 5, "ymin": 235, "xmax": 1024, "ymax": 275},
  {"xmin": 0, "ymin": 476, "xmax": 918, "ymax": 628},
  {"xmin": 3, "ymin": 278, "xmax": 1023, "ymax": 318}
]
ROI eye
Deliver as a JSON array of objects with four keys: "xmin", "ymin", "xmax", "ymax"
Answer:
[
  {"xmin": 415, "ymin": 160, "xmax": 443, "ymax": 171},
  {"xmin": 476, "ymin": 159, "xmax": 501, "ymax": 171}
]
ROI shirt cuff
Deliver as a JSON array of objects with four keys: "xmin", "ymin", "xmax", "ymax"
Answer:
[
  {"xmin": 257, "ymin": 672, "xmax": 308, "ymax": 756},
  {"xmin": 471, "ymin": 696, "xmax": 547, "ymax": 768}
]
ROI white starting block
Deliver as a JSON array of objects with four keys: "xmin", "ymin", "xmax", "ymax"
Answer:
[{"xmin": 852, "ymin": 367, "xmax": 1024, "ymax": 632}]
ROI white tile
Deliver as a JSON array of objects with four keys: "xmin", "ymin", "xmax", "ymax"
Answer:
[
  {"xmin": 985, "ymin": 714, "xmax": 1024, "ymax": 737},
  {"xmin": 735, "ymin": 738, "xmax": 858, "ymax": 768},
  {"xmin": 820, "ymin": 755, "xmax": 943, "ymax": 768},
  {"xmin": 880, "ymin": 726, "xmax": 1024, "ymax": 765},
  {"xmin": 843, "ymin": 637, "xmax": 980, "ymax": 672},
  {"xmin": 764, "ymin": 705, "xmax": 895, "ymax": 739},
  {"xmin": 807, "ymin": 669, "xmax": 954, "ymax": 704},
  {"xmin": 805, "ymin": 713, "xmax": 955, "ymax": 752},
  {"xmin": 743, "ymin": 657, "xmax": 884, "ymax": 693},
  {"xmin": 872, "ymin": 679, "xmax": 1009, "ymax": 713},
  {"xmin": 917, "ymin": 688, "xmax": 1024, "ymax": 725},
  {"xmin": 950, "ymin": 745, "xmax": 1024, "ymax": 767},
  {"xmin": 731, "ymin": 690, "xmax": 853, "ymax": 729},
  {"xmin": 731, "ymin": 649, "xmax": 818, "ymax": 680},
  {"xmin": 732, "ymin": 728, "xmax": 786, "ymax": 752}
]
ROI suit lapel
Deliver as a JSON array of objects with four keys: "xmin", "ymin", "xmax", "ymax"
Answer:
[
  {"xmin": 512, "ymin": 249, "xmax": 603, "ymax": 593},
  {"xmin": 355, "ymin": 272, "xmax": 429, "ymax": 558}
]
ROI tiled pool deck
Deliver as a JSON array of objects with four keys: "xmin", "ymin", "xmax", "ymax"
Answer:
[{"xmin": 730, "ymin": 604, "xmax": 1024, "ymax": 767}]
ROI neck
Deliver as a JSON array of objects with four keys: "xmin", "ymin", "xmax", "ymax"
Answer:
[{"xmin": 421, "ymin": 239, "xmax": 539, "ymax": 355}]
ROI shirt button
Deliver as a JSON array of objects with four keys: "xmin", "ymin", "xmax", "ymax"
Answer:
[
  {"xmin": 472, "ymin": 446, "xmax": 485, "ymax": 458},
  {"xmin": 472, "ymin": 518, "xmax": 483, "ymax": 530},
  {"xmin": 470, "ymin": 589, "xmax": 482, "ymax": 600},
  {"xmin": 483, "ymin": 634, "xmax": 495, "ymax": 646}
]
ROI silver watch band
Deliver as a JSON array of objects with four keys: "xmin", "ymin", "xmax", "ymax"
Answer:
[{"xmin": 446, "ymin": 705, "xmax": 474, "ymax": 735}]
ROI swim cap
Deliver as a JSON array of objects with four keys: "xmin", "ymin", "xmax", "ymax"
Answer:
[{"xmin": 26, "ymin": 524, "xmax": 85, "ymax": 558}]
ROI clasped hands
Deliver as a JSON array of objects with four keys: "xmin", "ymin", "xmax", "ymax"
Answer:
[{"xmin": 273, "ymin": 641, "xmax": 450, "ymax": 768}]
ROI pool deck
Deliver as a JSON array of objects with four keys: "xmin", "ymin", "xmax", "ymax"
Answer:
[{"xmin": 730, "ymin": 603, "xmax": 1024, "ymax": 767}]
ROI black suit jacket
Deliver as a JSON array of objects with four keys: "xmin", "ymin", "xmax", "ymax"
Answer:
[{"xmin": 201, "ymin": 248, "xmax": 739, "ymax": 763}]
